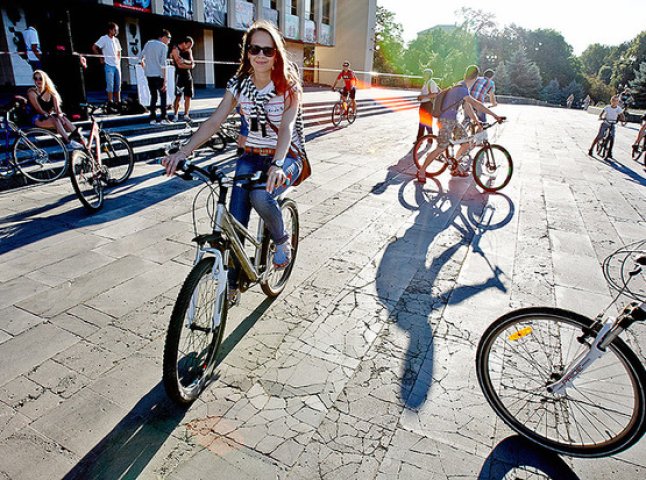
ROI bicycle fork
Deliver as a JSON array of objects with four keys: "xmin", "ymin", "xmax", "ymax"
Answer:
[{"xmin": 186, "ymin": 247, "xmax": 228, "ymax": 330}]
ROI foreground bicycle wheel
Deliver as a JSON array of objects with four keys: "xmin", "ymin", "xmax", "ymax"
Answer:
[
  {"xmin": 347, "ymin": 105, "xmax": 357, "ymax": 124},
  {"xmin": 13, "ymin": 128, "xmax": 68, "ymax": 182},
  {"xmin": 260, "ymin": 198, "xmax": 299, "ymax": 297},
  {"xmin": 331, "ymin": 102, "xmax": 344, "ymax": 127},
  {"xmin": 163, "ymin": 256, "xmax": 228, "ymax": 405},
  {"xmin": 69, "ymin": 150, "xmax": 104, "ymax": 211},
  {"xmin": 632, "ymin": 141, "xmax": 644, "ymax": 162},
  {"xmin": 476, "ymin": 307, "xmax": 646, "ymax": 458},
  {"xmin": 472, "ymin": 144, "xmax": 513, "ymax": 192},
  {"xmin": 101, "ymin": 133, "xmax": 134, "ymax": 185},
  {"xmin": 413, "ymin": 134, "xmax": 448, "ymax": 177}
]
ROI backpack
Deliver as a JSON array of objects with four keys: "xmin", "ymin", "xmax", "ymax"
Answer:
[
  {"xmin": 13, "ymin": 31, "xmax": 28, "ymax": 60},
  {"xmin": 431, "ymin": 85, "xmax": 465, "ymax": 119}
]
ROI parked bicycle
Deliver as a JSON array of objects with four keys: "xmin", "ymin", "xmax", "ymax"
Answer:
[
  {"xmin": 476, "ymin": 239, "xmax": 646, "ymax": 458},
  {"xmin": 595, "ymin": 119, "xmax": 617, "ymax": 159},
  {"xmin": 166, "ymin": 114, "xmax": 240, "ymax": 154},
  {"xmin": 413, "ymin": 121, "xmax": 513, "ymax": 192},
  {"xmin": 331, "ymin": 89, "xmax": 356, "ymax": 127},
  {"xmin": 162, "ymin": 159, "xmax": 299, "ymax": 405},
  {"xmin": 69, "ymin": 103, "xmax": 134, "ymax": 211},
  {"xmin": 0, "ymin": 100, "xmax": 69, "ymax": 182}
]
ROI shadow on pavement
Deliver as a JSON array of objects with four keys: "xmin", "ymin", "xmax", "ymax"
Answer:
[
  {"xmin": 478, "ymin": 435, "xmax": 581, "ymax": 480},
  {"xmin": 61, "ymin": 299, "xmax": 273, "ymax": 479},
  {"xmin": 0, "ymin": 154, "xmax": 237, "ymax": 255},
  {"xmin": 372, "ymin": 151, "xmax": 514, "ymax": 409}
]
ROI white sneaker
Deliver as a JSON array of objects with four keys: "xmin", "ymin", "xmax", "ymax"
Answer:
[
  {"xmin": 149, "ymin": 119, "xmax": 158, "ymax": 125},
  {"xmin": 159, "ymin": 119, "xmax": 173, "ymax": 125},
  {"xmin": 67, "ymin": 140, "xmax": 85, "ymax": 150}
]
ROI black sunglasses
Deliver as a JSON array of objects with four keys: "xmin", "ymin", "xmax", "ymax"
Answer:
[{"xmin": 247, "ymin": 44, "xmax": 277, "ymax": 57}]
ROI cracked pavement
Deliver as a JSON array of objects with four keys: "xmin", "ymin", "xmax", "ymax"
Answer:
[{"xmin": 1, "ymin": 101, "xmax": 646, "ymax": 479}]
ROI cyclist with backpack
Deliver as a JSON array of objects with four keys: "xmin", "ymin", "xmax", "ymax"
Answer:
[{"xmin": 416, "ymin": 65, "xmax": 504, "ymax": 183}]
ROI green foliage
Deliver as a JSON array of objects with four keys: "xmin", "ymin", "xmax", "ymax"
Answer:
[
  {"xmin": 598, "ymin": 65, "xmax": 613, "ymax": 84},
  {"xmin": 373, "ymin": 6, "xmax": 406, "ymax": 74},
  {"xmin": 585, "ymin": 75, "xmax": 614, "ymax": 104},
  {"xmin": 629, "ymin": 62, "xmax": 646, "ymax": 108},
  {"xmin": 540, "ymin": 79, "xmax": 563, "ymax": 104},
  {"xmin": 494, "ymin": 61, "xmax": 510, "ymax": 94},
  {"xmin": 525, "ymin": 29, "xmax": 580, "ymax": 87},
  {"xmin": 403, "ymin": 26, "xmax": 478, "ymax": 87},
  {"xmin": 562, "ymin": 80, "xmax": 585, "ymax": 106},
  {"xmin": 507, "ymin": 48, "xmax": 542, "ymax": 98},
  {"xmin": 580, "ymin": 44, "xmax": 613, "ymax": 76}
]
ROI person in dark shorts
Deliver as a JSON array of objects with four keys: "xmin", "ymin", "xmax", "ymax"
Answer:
[{"xmin": 171, "ymin": 36, "xmax": 195, "ymax": 122}]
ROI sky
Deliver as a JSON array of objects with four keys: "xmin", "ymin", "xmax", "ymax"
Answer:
[{"xmin": 377, "ymin": 0, "xmax": 646, "ymax": 55}]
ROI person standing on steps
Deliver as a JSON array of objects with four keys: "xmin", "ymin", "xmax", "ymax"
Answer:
[
  {"xmin": 139, "ymin": 29, "xmax": 172, "ymax": 124},
  {"xmin": 93, "ymin": 22, "xmax": 123, "ymax": 109},
  {"xmin": 171, "ymin": 36, "xmax": 195, "ymax": 122}
]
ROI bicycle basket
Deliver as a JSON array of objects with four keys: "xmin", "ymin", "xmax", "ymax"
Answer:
[{"xmin": 602, "ymin": 239, "xmax": 646, "ymax": 302}]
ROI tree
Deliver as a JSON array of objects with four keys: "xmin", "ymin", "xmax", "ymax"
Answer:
[
  {"xmin": 629, "ymin": 62, "xmax": 646, "ymax": 108},
  {"xmin": 455, "ymin": 7, "xmax": 497, "ymax": 36},
  {"xmin": 586, "ymin": 75, "xmax": 614, "ymax": 105},
  {"xmin": 507, "ymin": 48, "xmax": 542, "ymax": 98},
  {"xmin": 494, "ymin": 61, "xmax": 510, "ymax": 94},
  {"xmin": 580, "ymin": 44, "xmax": 613, "ymax": 76},
  {"xmin": 525, "ymin": 29, "xmax": 581, "ymax": 88},
  {"xmin": 373, "ymin": 6, "xmax": 406, "ymax": 74},
  {"xmin": 540, "ymin": 79, "xmax": 562, "ymax": 105},
  {"xmin": 598, "ymin": 65, "xmax": 613, "ymax": 84},
  {"xmin": 562, "ymin": 80, "xmax": 585, "ymax": 107},
  {"xmin": 403, "ymin": 27, "xmax": 478, "ymax": 86}
]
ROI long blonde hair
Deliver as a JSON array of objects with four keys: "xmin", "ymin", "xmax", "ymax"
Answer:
[
  {"xmin": 236, "ymin": 21, "xmax": 301, "ymax": 100},
  {"xmin": 33, "ymin": 70, "xmax": 62, "ymax": 105}
]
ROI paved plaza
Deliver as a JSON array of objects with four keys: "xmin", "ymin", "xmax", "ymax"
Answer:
[{"xmin": 0, "ymin": 103, "xmax": 645, "ymax": 479}]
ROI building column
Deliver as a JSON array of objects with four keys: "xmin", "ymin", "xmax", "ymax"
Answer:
[
  {"xmin": 193, "ymin": 0, "xmax": 205, "ymax": 23},
  {"xmin": 151, "ymin": 0, "xmax": 164, "ymax": 15}
]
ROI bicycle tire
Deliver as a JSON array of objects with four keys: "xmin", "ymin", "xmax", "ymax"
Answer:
[
  {"xmin": 163, "ymin": 256, "xmax": 228, "ymax": 405},
  {"xmin": 260, "ymin": 198, "xmax": 299, "ymax": 297},
  {"xmin": 208, "ymin": 133, "xmax": 227, "ymax": 152},
  {"xmin": 347, "ymin": 105, "xmax": 357, "ymax": 124},
  {"xmin": 69, "ymin": 150, "xmax": 104, "ymax": 211},
  {"xmin": 101, "ymin": 132, "xmax": 134, "ymax": 185},
  {"xmin": 331, "ymin": 102, "xmax": 343, "ymax": 127},
  {"xmin": 476, "ymin": 307, "xmax": 646, "ymax": 458},
  {"xmin": 13, "ymin": 128, "xmax": 69, "ymax": 183},
  {"xmin": 472, "ymin": 144, "xmax": 513, "ymax": 192},
  {"xmin": 413, "ymin": 134, "xmax": 448, "ymax": 177}
]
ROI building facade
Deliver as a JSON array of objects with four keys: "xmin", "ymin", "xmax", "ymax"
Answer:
[{"xmin": 0, "ymin": 0, "xmax": 376, "ymax": 97}]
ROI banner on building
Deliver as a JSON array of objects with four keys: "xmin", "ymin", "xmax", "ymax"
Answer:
[
  {"xmin": 115, "ymin": 1, "xmax": 152, "ymax": 13},
  {"xmin": 284, "ymin": 14, "xmax": 299, "ymax": 40},
  {"xmin": 233, "ymin": 0, "xmax": 254, "ymax": 31},
  {"xmin": 163, "ymin": 0, "xmax": 193, "ymax": 19},
  {"xmin": 320, "ymin": 24, "xmax": 332, "ymax": 45},
  {"xmin": 204, "ymin": 0, "xmax": 227, "ymax": 26},
  {"xmin": 263, "ymin": 8, "xmax": 278, "ymax": 27},
  {"xmin": 304, "ymin": 20, "xmax": 316, "ymax": 43}
]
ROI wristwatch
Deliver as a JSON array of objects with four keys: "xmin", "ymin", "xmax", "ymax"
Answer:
[{"xmin": 272, "ymin": 158, "xmax": 285, "ymax": 168}]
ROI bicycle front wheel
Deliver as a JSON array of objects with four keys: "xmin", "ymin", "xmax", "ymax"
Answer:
[
  {"xmin": 101, "ymin": 133, "xmax": 134, "ymax": 185},
  {"xmin": 476, "ymin": 307, "xmax": 646, "ymax": 458},
  {"xmin": 163, "ymin": 256, "xmax": 228, "ymax": 405},
  {"xmin": 260, "ymin": 198, "xmax": 299, "ymax": 297},
  {"xmin": 13, "ymin": 128, "xmax": 68, "ymax": 182},
  {"xmin": 413, "ymin": 134, "xmax": 448, "ymax": 177},
  {"xmin": 472, "ymin": 144, "xmax": 513, "ymax": 192},
  {"xmin": 331, "ymin": 102, "xmax": 343, "ymax": 127},
  {"xmin": 69, "ymin": 150, "xmax": 104, "ymax": 211},
  {"xmin": 347, "ymin": 105, "xmax": 357, "ymax": 124}
]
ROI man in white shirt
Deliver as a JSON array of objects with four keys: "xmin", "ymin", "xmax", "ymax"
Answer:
[
  {"xmin": 22, "ymin": 23, "xmax": 42, "ymax": 71},
  {"xmin": 417, "ymin": 68, "xmax": 439, "ymax": 141},
  {"xmin": 93, "ymin": 22, "xmax": 122, "ymax": 105},
  {"xmin": 139, "ymin": 29, "xmax": 172, "ymax": 124}
]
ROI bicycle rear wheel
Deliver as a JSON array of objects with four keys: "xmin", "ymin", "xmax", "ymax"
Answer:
[
  {"xmin": 632, "ymin": 141, "xmax": 644, "ymax": 162},
  {"xmin": 413, "ymin": 134, "xmax": 448, "ymax": 177},
  {"xmin": 260, "ymin": 198, "xmax": 299, "ymax": 297},
  {"xmin": 331, "ymin": 102, "xmax": 343, "ymax": 127},
  {"xmin": 163, "ymin": 256, "xmax": 228, "ymax": 405},
  {"xmin": 476, "ymin": 307, "xmax": 646, "ymax": 458},
  {"xmin": 472, "ymin": 144, "xmax": 513, "ymax": 192},
  {"xmin": 69, "ymin": 150, "xmax": 104, "ymax": 211},
  {"xmin": 13, "ymin": 128, "xmax": 68, "ymax": 182},
  {"xmin": 101, "ymin": 133, "xmax": 134, "ymax": 185}
]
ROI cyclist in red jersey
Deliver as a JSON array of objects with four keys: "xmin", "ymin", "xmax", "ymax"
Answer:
[{"xmin": 332, "ymin": 61, "xmax": 357, "ymax": 112}]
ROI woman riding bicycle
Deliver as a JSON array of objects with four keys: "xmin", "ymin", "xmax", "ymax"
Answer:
[{"xmin": 163, "ymin": 20, "xmax": 305, "ymax": 304}]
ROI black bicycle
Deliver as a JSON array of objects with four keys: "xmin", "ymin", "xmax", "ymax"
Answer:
[
  {"xmin": 632, "ymin": 134, "xmax": 646, "ymax": 163},
  {"xmin": 167, "ymin": 115, "xmax": 240, "ymax": 154},
  {"xmin": 595, "ymin": 120, "xmax": 616, "ymax": 159}
]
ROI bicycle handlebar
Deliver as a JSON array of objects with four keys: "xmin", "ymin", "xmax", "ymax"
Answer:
[{"xmin": 176, "ymin": 160, "xmax": 266, "ymax": 186}]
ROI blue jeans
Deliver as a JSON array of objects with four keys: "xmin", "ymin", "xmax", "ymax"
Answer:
[
  {"xmin": 228, "ymin": 153, "xmax": 302, "ymax": 287},
  {"xmin": 104, "ymin": 64, "xmax": 121, "ymax": 94}
]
